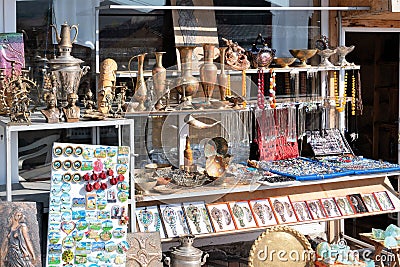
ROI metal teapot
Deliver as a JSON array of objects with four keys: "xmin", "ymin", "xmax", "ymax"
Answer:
[
  {"xmin": 247, "ymin": 33, "xmax": 276, "ymax": 68},
  {"xmin": 164, "ymin": 235, "xmax": 208, "ymax": 267},
  {"xmin": 51, "ymin": 22, "xmax": 78, "ymax": 53}
]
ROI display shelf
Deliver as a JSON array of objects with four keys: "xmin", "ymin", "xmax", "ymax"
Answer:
[
  {"xmin": 0, "ymin": 114, "xmax": 135, "ymax": 202},
  {"xmin": 116, "ymin": 65, "xmax": 361, "ymax": 78},
  {"xmin": 134, "ymin": 173, "xmax": 400, "ymax": 244},
  {"xmin": 134, "ymin": 172, "xmax": 400, "ymax": 205}
]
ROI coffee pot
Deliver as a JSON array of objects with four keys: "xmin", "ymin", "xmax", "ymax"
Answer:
[
  {"xmin": 48, "ymin": 22, "xmax": 89, "ymax": 107},
  {"xmin": 164, "ymin": 235, "xmax": 208, "ymax": 267},
  {"xmin": 247, "ymin": 33, "xmax": 276, "ymax": 68}
]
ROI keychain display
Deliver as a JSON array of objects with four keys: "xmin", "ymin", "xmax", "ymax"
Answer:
[
  {"xmin": 159, "ymin": 204, "xmax": 190, "ymax": 238},
  {"xmin": 46, "ymin": 143, "xmax": 130, "ymax": 267},
  {"xmin": 228, "ymin": 201, "xmax": 257, "ymax": 229},
  {"xmin": 183, "ymin": 201, "xmax": 214, "ymax": 235},
  {"xmin": 136, "ymin": 206, "xmax": 166, "ymax": 238}
]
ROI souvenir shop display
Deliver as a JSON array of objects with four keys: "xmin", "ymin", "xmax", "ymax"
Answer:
[
  {"xmin": 206, "ymin": 203, "xmax": 236, "ymax": 232},
  {"xmin": 269, "ymin": 196, "xmax": 297, "ymax": 224},
  {"xmin": 46, "ymin": 143, "xmax": 130, "ymax": 267},
  {"xmin": 306, "ymin": 128, "xmax": 352, "ymax": 156},
  {"xmin": 159, "ymin": 204, "xmax": 190, "ymax": 238},
  {"xmin": 347, "ymin": 194, "xmax": 368, "ymax": 213},
  {"xmin": 136, "ymin": 206, "xmax": 166, "ymax": 238},
  {"xmin": 334, "ymin": 196, "xmax": 355, "ymax": 216},
  {"xmin": 306, "ymin": 200, "xmax": 327, "ymax": 220},
  {"xmin": 316, "ymin": 156, "xmax": 400, "ymax": 175},
  {"xmin": 320, "ymin": 198, "xmax": 342, "ymax": 218},
  {"xmin": 182, "ymin": 202, "xmax": 214, "ymax": 235},
  {"xmin": 227, "ymin": 201, "xmax": 257, "ymax": 230},
  {"xmin": 361, "ymin": 193, "xmax": 381, "ymax": 212},
  {"xmin": 291, "ymin": 201, "xmax": 313, "ymax": 222},
  {"xmin": 259, "ymin": 157, "xmax": 353, "ymax": 181},
  {"xmin": 248, "ymin": 199, "xmax": 277, "ymax": 227},
  {"xmin": 374, "ymin": 191, "xmax": 395, "ymax": 211}
]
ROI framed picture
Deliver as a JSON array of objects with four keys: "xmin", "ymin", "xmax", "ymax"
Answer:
[
  {"xmin": 159, "ymin": 204, "xmax": 190, "ymax": 238},
  {"xmin": 136, "ymin": 206, "xmax": 166, "ymax": 239},
  {"xmin": 347, "ymin": 194, "xmax": 368, "ymax": 213},
  {"xmin": 249, "ymin": 199, "xmax": 277, "ymax": 227},
  {"xmin": 321, "ymin": 198, "xmax": 342, "ymax": 218},
  {"xmin": 374, "ymin": 191, "xmax": 395, "ymax": 211},
  {"xmin": 335, "ymin": 196, "xmax": 355, "ymax": 216},
  {"xmin": 269, "ymin": 196, "xmax": 297, "ymax": 224},
  {"xmin": 182, "ymin": 201, "xmax": 214, "ymax": 235},
  {"xmin": 0, "ymin": 202, "xmax": 42, "ymax": 267},
  {"xmin": 228, "ymin": 201, "xmax": 257, "ymax": 229},
  {"xmin": 361, "ymin": 193, "xmax": 381, "ymax": 212},
  {"xmin": 306, "ymin": 200, "xmax": 327, "ymax": 220},
  {"xmin": 291, "ymin": 201, "xmax": 313, "ymax": 222},
  {"xmin": 206, "ymin": 203, "xmax": 236, "ymax": 232}
]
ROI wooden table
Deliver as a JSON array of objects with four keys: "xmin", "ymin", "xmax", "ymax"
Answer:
[{"xmin": 360, "ymin": 233, "xmax": 400, "ymax": 267}]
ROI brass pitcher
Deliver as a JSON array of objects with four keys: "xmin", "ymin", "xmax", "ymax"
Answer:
[{"xmin": 51, "ymin": 22, "xmax": 78, "ymax": 54}]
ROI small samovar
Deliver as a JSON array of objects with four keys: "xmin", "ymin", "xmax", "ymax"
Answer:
[
  {"xmin": 48, "ymin": 22, "xmax": 89, "ymax": 107},
  {"xmin": 164, "ymin": 235, "xmax": 208, "ymax": 267}
]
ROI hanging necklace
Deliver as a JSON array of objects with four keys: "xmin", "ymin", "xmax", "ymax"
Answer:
[
  {"xmin": 269, "ymin": 69, "xmax": 276, "ymax": 108},
  {"xmin": 334, "ymin": 71, "xmax": 346, "ymax": 112},
  {"xmin": 257, "ymin": 68, "xmax": 265, "ymax": 109},
  {"xmin": 351, "ymin": 71, "xmax": 356, "ymax": 115}
]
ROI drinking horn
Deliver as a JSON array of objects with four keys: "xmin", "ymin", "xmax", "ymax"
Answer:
[{"xmin": 184, "ymin": 114, "xmax": 220, "ymax": 129}]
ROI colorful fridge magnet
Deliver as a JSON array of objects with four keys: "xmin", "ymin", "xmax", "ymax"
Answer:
[
  {"xmin": 374, "ymin": 191, "xmax": 395, "ymax": 211},
  {"xmin": 335, "ymin": 196, "xmax": 355, "ymax": 216},
  {"xmin": 291, "ymin": 201, "xmax": 313, "ymax": 222},
  {"xmin": 183, "ymin": 201, "xmax": 214, "ymax": 235},
  {"xmin": 249, "ymin": 199, "xmax": 278, "ymax": 227},
  {"xmin": 86, "ymin": 193, "xmax": 97, "ymax": 210},
  {"xmin": 320, "ymin": 198, "xmax": 342, "ymax": 218},
  {"xmin": 206, "ymin": 202, "xmax": 236, "ymax": 233},
  {"xmin": 64, "ymin": 146, "xmax": 74, "ymax": 157},
  {"xmin": 269, "ymin": 196, "xmax": 298, "ymax": 224},
  {"xmin": 228, "ymin": 201, "xmax": 257, "ymax": 230},
  {"xmin": 361, "ymin": 193, "xmax": 381, "ymax": 212}
]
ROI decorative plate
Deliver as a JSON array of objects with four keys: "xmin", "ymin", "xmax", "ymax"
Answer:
[{"xmin": 248, "ymin": 225, "xmax": 313, "ymax": 267}]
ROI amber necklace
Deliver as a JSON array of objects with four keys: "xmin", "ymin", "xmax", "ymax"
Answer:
[
  {"xmin": 269, "ymin": 68, "xmax": 276, "ymax": 108},
  {"xmin": 351, "ymin": 71, "xmax": 356, "ymax": 115},
  {"xmin": 333, "ymin": 71, "xmax": 346, "ymax": 112}
]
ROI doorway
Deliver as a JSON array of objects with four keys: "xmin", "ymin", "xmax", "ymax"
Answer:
[{"xmin": 344, "ymin": 30, "xmax": 399, "ymax": 237}]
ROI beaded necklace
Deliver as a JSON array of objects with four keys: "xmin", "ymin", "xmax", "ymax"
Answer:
[
  {"xmin": 351, "ymin": 71, "xmax": 356, "ymax": 115},
  {"xmin": 333, "ymin": 71, "xmax": 346, "ymax": 112},
  {"xmin": 269, "ymin": 69, "xmax": 276, "ymax": 108},
  {"xmin": 257, "ymin": 68, "xmax": 265, "ymax": 109}
]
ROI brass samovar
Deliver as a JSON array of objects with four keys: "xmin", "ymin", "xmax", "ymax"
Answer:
[{"xmin": 48, "ymin": 22, "xmax": 89, "ymax": 107}]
